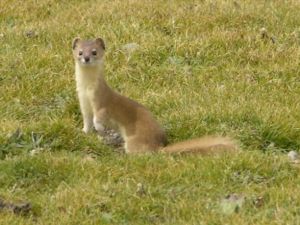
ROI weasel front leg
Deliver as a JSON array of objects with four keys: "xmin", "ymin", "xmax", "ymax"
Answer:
[
  {"xmin": 78, "ymin": 93, "xmax": 94, "ymax": 133},
  {"xmin": 82, "ymin": 115, "xmax": 93, "ymax": 133}
]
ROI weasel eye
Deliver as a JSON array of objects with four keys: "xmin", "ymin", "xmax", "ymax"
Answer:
[
  {"xmin": 92, "ymin": 50, "xmax": 97, "ymax": 56},
  {"xmin": 78, "ymin": 50, "xmax": 83, "ymax": 56}
]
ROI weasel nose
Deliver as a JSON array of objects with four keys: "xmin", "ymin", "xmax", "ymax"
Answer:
[{"xmin": 84, "ymin": 57, "xmax": 90, "ymax": 62}]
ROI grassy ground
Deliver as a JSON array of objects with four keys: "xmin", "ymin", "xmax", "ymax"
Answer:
[{"xmin": 0, "ymin": 0, "xmax": 300, "ymax": 224}]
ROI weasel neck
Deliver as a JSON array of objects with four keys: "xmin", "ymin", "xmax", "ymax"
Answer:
[{"xmin": 75, "ymin": 61, "xmax": 108, "ymax": 91}]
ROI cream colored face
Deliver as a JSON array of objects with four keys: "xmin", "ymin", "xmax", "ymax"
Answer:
[{"xmin": 72, "ymin": 38, "xmax": 105, "ymax": 66}]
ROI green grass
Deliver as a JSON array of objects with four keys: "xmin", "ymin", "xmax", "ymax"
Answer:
[{"xmin": 0, "ymin": 0, "xmax": 300, "ymax": 224}]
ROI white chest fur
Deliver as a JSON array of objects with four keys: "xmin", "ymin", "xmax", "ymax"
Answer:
[
  {"xmin": 75, "ymin": 62, "xmax": 104, "ymax": 133},
  {"xmin": 75, "ymin": 64, "xmax": 101, "ymax": 92}
]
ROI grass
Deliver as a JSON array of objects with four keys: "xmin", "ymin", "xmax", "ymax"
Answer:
[{"xmin": 0, "ymin": 0, "xmax": 300, "ymax": 224}]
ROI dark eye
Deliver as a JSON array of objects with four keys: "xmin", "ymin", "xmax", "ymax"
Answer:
[
  {"xmin": 92, "ymin": 50, "xmax": 97, "ymax": 56},
  {"xmin": 78, "ymin": 50, "xmax": 83, "ymax": 56}
]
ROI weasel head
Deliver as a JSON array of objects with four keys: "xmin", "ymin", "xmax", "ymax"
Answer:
[{"xmin": 72, "ymin": 37, "xmax": 105, "ymax": 67}]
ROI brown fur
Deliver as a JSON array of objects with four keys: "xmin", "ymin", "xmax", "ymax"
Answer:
[{"xmin": 72, "ymin": 37, "xmax": 238, "ymax": 154}]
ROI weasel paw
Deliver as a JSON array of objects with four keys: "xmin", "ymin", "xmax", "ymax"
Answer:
[{"xmin": 82, "ymin": 127, "xmax": 92, "ymax": 134}]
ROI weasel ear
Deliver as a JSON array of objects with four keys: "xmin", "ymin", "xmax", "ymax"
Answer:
[
  {"xmin": 72, "ymin": 37, "xmax": 80, "ymax": 50},
  {"xmin": 95, "ymin": 37, "xmax": 105, "ymax": 50}
]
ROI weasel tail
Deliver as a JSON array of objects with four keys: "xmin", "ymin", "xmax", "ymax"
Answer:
[
  {"xmin": 160, "ymin": 136, "xmax": 237, "ymax": 154},
  {"xmin": 72, "ymin": 37, "xmax": 238, "ymax": 155}
]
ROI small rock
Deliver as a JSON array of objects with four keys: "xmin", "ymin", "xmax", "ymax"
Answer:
[
  {"xmin": 260, "ymin": 27, "xmax": 276, "ymax": 44},
  {"xmin": 0, "ymin": 198, "xmax": 32, "ymax": 216},
  {"xmin": 122, "ymin": 43, "xmax": 140, "ymax": 55},
  {"xmin": 270, "ymin": 36, "xmax": 276, "ymax": 44},
  {"xmin": 253, "ymin": 196, "xmax": 264, "ymax": 208},
  {"xmin": 82, "ymin": 155, "xmax": 96, "ymax": 163},
  {"xmin": 288, "ymin": 151, "xmax": 298, "ymax": 160},
  {"xmin": 267, "ymin": 142, "xmax": 275, "ymax": 149},
  {"xmin": 11, "ymin": 202, "xmax": 32, "ymax": 215},
  {"xmin": 288, "ymin": 151, "xmax": 300, "ymax": 164},
  {"xmin": 168, "ymin": 56, "xmax": 184, "ymax": 65},
  {"xmin": 25, "ymin": 30, "xmax": 38, "ymax": 38},
  {"xmin": 136, "ymin": 183, "xmax": 146, "ymax": 196},
  {"xmin": 233, "ymin": 1, "xmax": 241, "ymax": 9},
  {"xmin": 220, "ymin": 193, "xmax": 245, "ymax": 215},
  {"xmin": 58, "ymin": 206, "xmax": 67, "ymax": 213},
  {"xmin": 183, "ymin": 65, "xmax": 192, "ymax": 75},
  {"xmin": 260, "ymin": 27, "xmax": 268, "ymax": 39},
  {"xmin": 101, "ymin": 212, "xmax": 113, "ymax": 222},
  {"xmin": 96, "ymin": 202, "xmax": 110, "ymax": 212},
  {"xmin": 29, "ymin": 148, "xmax": 42, "ymax": 156},
  {"xmin": 101, "ymin": 128, "xmax": 124, "ymax": 147}
]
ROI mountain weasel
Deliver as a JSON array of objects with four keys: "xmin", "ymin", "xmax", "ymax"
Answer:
[{"xmin": 72, "ymin": 37, "xmax": 237, "ymax": 154}]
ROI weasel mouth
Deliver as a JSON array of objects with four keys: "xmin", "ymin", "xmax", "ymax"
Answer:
[
  {"xmin": 78, "ymin": 58, "xmax": 102, "ymax": 66},
  {"xmin": 80, "ymin": 59, "xmax": 92, "ymax": 65}
]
